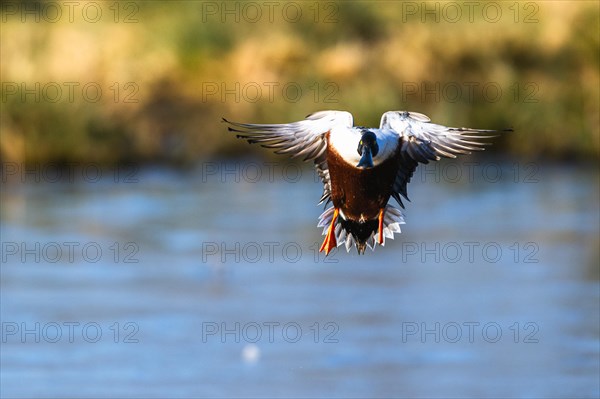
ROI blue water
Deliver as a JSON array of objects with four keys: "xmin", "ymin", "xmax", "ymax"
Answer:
[{"xmin": 1, "ymin": 160, "xmax": 599, "ymax": 398}]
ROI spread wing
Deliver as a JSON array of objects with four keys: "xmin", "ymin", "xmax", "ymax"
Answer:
[
  {"xmin": 223, "ymin": 110, "xmax": 354, "ymax": 205},
  {"xmin": 380, "ymin": 111, "xmax": 509, "ymax": 207}
]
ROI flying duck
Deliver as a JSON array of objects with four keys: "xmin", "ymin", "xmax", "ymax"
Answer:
[{"xmin": 224, "ymin": 111, "xmax": 508, "ymax": 255}]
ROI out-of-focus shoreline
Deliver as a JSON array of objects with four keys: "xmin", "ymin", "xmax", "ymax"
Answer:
[{"xmin": 1, "ymin": 1, "xmax": 598, "ymax": 164}]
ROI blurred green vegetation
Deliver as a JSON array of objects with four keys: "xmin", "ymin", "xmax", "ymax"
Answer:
[{"xmin": 1, "ymin": 1, "xmax": 598, "ymax": 165}]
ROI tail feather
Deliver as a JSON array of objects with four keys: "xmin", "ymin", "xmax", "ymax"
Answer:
[{"xmin": 318, "ymin": 205, "xmax": 406, "ymax": 254}]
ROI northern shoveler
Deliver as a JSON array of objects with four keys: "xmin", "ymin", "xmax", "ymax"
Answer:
[{"xmin": 224, "ymin": 111, "xmax": 509, "ymax": 255}]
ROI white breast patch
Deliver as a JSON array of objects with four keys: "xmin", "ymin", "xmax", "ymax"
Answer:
[{"xmin": 329, "ymin": 127, "xmax": 399, "ymax": 166}]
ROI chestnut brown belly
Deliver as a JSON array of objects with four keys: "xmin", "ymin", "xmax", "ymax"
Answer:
[{"xmin": 326, "ymin": 149, "xmax": 399, "ymax": 221}]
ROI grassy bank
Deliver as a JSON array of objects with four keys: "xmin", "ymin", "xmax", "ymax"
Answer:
[{"xmin": 1, "ymin": 1, "xmax": 598, "ymax": 165}]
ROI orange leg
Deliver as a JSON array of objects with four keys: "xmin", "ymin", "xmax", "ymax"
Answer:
[
  {"xmin": 377, "ymin": 208, "xmax": 385, "ymax": 245},
  {"xmin": 319, "ymin": 208, "xmax": 339, "ymax": 255}
]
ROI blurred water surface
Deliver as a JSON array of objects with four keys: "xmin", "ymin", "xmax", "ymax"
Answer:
[{"xmin": 1, "ymin": 161, "xmax": 599, "ymax": 398}]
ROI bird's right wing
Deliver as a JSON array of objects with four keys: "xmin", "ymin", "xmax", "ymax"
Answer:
[
  {"xmin": 224, "ymin": 110, "xmax": 353, "ymax": 161},
  {"xmin": 224, "ymin": 110, "xmax": 354, "ymax": 204}
]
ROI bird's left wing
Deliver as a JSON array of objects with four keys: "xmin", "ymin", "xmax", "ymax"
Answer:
[
  {"xmin": 380, "ymin": 110, "xmax": 509, "ymax": 207},
  {"xmin": 224, "ymin": 110, "xmax": 354, "ymax": 204}
]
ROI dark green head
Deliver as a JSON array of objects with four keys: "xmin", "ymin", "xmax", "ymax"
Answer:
[{"xmin": 356, "ymin": 131, "xmax": 379, "ymax": 169}]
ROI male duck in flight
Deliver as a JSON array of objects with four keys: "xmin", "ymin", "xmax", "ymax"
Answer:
[{"xmin": 224, "ymin": 111, "xmax": 508, "ymax": 255}]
